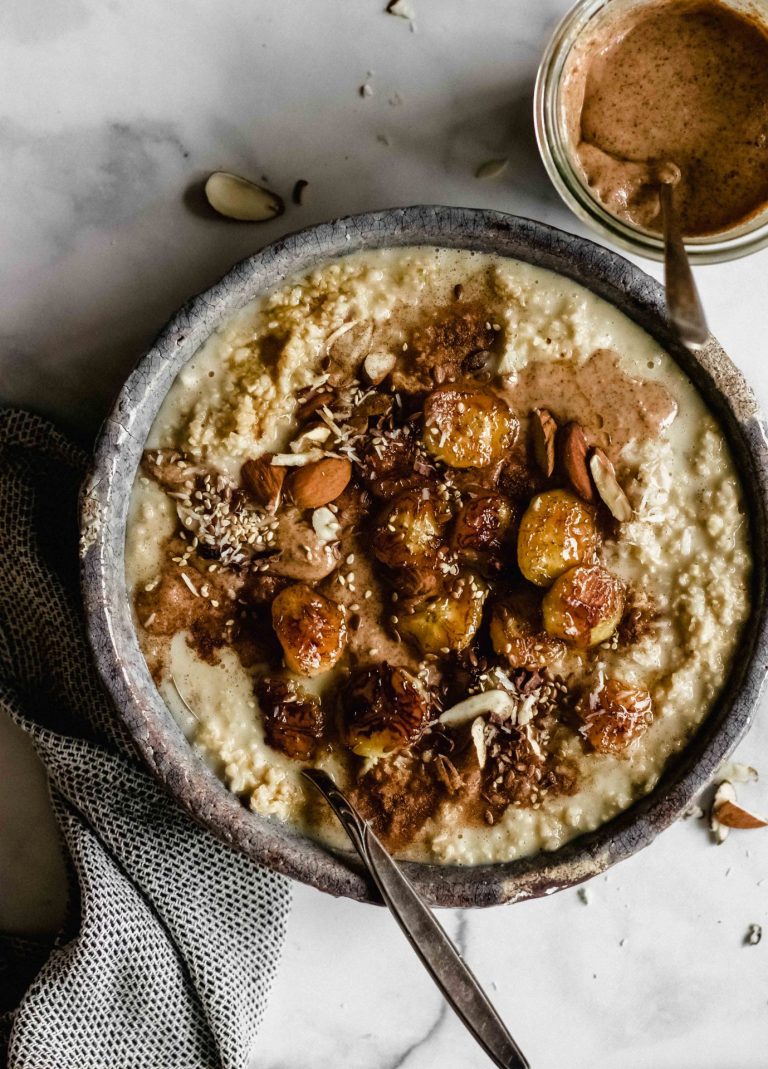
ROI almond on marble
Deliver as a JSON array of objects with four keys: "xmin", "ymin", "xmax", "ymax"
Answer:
[{"xmin": 205, "ymin": 172, "xmax": 284, "ymax": 222}]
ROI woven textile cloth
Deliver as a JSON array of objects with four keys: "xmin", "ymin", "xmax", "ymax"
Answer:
[{"xmin": 0, "ymin": 409, "xmax": 291, "ymax": 1069}]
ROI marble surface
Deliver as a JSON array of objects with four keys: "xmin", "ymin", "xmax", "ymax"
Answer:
[{"xmin": 1, "ymin": 0, "xmax": 767, "ymax": 1065}]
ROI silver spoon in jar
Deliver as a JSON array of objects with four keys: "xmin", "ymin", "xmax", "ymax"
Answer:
[
  {"xmin": 658, "ymin": 164, "xmax": 709, "ymax": 350},
  {"xmin": 303, "ymin": 769, "xmax": 530, "ymax": 1069}
]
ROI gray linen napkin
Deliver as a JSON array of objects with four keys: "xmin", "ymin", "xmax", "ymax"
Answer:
[{"xmin": 0, "ymin": 409, "xmax": 291, "ymax": 1069}]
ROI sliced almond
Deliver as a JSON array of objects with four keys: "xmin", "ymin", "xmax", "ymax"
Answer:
[
  {"xmin": 290, "ymin": 425, "xmax": 332, "ymax": 453},
  {"xmin": 241, "ymin": 455, "xmax": 285, "ymax": 512},
  {"xmin": 204, "ymin": 172, "xmax": 284, "ymax": 222},
  {"xmin": 531, "ymin": 408, "xmax": 557, "ymax": 477},
  {"xmin": 288, "ymin": 457, "xmax": 351, "ymax": 509},
  {"xmin": 590, "ymin": 448, "xmax": 632, "ymax": 523},
  {"xmin": 560, "ymin": 421, "xmax": 595, "ymax": 503},
  {"xmin": 471, "ymin": 716, "xmax": 487, "ymax": 769},
  {"xmin": 363, "ymin": 350, "xmax": 397, "ymax": 386},
  {"xmin": 271, "ymin": 451, "xmax": 324, "ymax": 467},
  {"xmin": 439, "ymin": 689, "xmax": 516, "ymax": 728}
]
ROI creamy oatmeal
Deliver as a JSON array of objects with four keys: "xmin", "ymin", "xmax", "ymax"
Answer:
[{"xmin": 125, "ymin": 247, "xmax": 751, "ymax": 864}]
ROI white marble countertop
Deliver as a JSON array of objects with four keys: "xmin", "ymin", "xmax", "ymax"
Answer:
[{"xmin": 1, "ymin": 1, "xmax": 767, "ymax": 1066}]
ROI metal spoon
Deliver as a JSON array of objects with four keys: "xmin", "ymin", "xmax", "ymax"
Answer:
[
  {"xmin": 302, "ymin": 768, "xmax": 530, "ymax": 1069},
  {"xmin": 659, "ymin": 172, "xmax": 709, "ymax": 350}
]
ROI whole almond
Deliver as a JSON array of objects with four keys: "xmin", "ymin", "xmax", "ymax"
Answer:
[
  {"xmin": 531, "ymin": 408, "xmax": 557, "ymax": 477},
  {"xmin": 288, "ymin": 457, "xmax": 351, "ymax": 509},
  {"xmin": 241, "ymin": 455, "xmax": 285, "ymax": 512},
  {"xmin": 589, "ymin": 448, "xmax": 633, "ymax": 522},
  {"xmin": 560, "ymin": 422, "xmax": 595, "ymax": 502},
  {"xmin": 205, "ymin": 172, "xmax": 284, "ymax": 222}
]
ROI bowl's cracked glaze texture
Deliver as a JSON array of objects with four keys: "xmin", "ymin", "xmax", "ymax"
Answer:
[{"xmin": 80, "ymin": 206, "xmax": 768, "ymax": 907}]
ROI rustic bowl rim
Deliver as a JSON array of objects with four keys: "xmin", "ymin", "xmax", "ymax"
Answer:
[{"xmin": 80, "ymin": 205, "xmax": 768, "ymax": 908}]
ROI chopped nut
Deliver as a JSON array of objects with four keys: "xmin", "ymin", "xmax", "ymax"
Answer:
[
  {"xmin": 721, "ymin": 761, "xmax": 759, "ymax": 784},
  {"xmin": 271, "ymin": 451, "xmax": 325, "ymax": 467},
  {"xmin": 296, "ymin": 389, "xmax": 335, "ymax": 423},
  {"xmin": 439, "ymin": 689, "xmax": 516, "ymax": 728},
  {"xmin": 531, "ymin": 407, "xmax": 557, "ymax": 477},
  {"xmin": 312, "ymin": 506, "xmax": 342, "ymax": 543},
  {"xmin": 434, "ymin": 754, "xmax": 463, "ymax": 794},
  {"xmin": 471, "ymin": 716, "xmax": 487, "ymax": 769},
  {"xmin": 711, "ymin": 780, "xmax": 767, "ymax": 837},
  {"xmin": 745, "ymin": 924, "xmax": 762, "ymax": 946},
  {"xmin": 204, "ymin": 171, "xmax": 284, "ymax": 222},
  {"xmin": 290, "ymin": 425, "xmax": 332, "ymax": 453},
  {"xmin": 560, "ymin": 421, "xmax": 595, "ymax": 503},
  {"xmin": 363, "ymin": 350, "xmax": 397, "ymax": 385},
  {"xmin": 241, "ymin": 456, "xmax": 285, "ymax": 512},
  {"xmin": 590, "ymin": 448, "xmax": 633, "ymax": 522},
  {"xmin": 386, "ymin": 0, "xmax": 415, "ymax": 19}
]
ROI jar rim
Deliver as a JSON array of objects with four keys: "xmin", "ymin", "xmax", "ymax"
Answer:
[{"xmin": 534, "ymin": 0, "xmax": 768, "ymax": 264}]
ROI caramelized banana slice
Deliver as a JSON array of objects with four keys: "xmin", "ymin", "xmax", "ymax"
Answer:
[
  {"xmin": 342, "ymin": 663, "xmax": 430, "ymax": 758},
  {"xmin": 490, "ymin": 588, "xmax": 565, "ymax": 670},
  {"xmin": 517, "ymin": 489, "xmax": 599, "ymax": 587},
  {"xmin": 372, "ymin": 488, "xmax": 450, "ymax": 569},
  {"xmin": 357, "ymin": 429, "xmax": 429, "ymax": 500},
  {"xmin": 398, "ymin": 574, "xmax": 488, "ymax": 656},
  {"xmin": 271, "ymin": 583, "xmax": 347, "ymax": 675},
  {"xmin": 423, "ymin": 385, "xmax": 516, "ymax": 468},
  {"xmin": 577, "ymin": 677, "xmax": 653, "ymax": 754},
  {"xmin": 542, "ymin": 565, "xmax": 625, "ymax": 648},
  {"xmin": 451, "ymin": 491, "xmax": 514, "ymax": 566},
  {"xmin": 256, "ymin": 676, "xmax": 324, "ymax": 760}
]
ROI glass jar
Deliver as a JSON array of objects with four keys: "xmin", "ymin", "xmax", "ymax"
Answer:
[{"xmin": 534, "ymin": 0, "xmax": 768, "ymax": 263}]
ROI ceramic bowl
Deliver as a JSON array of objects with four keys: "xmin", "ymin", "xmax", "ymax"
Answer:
[{"xmin": 80, "ymin": 206, "xmax": 768, "ymax": 907}]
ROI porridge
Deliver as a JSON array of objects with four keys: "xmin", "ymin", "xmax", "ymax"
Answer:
[{"xmin": 125, "ymin": 247, "xmax": 751, "ymax": 864}]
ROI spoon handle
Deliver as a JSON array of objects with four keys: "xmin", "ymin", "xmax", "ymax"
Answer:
[
  {"xmin": 660, "ymin": 180, "xmax": 709, "ymax": 350},
  {"xmin": 303, "ymin": 769, "xmax": 530, "ymax": 1069}
]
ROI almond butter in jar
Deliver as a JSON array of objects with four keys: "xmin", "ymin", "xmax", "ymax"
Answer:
[{"xmin": 535, "ymin": 0, "xmax": 768, "ymax": 262}]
